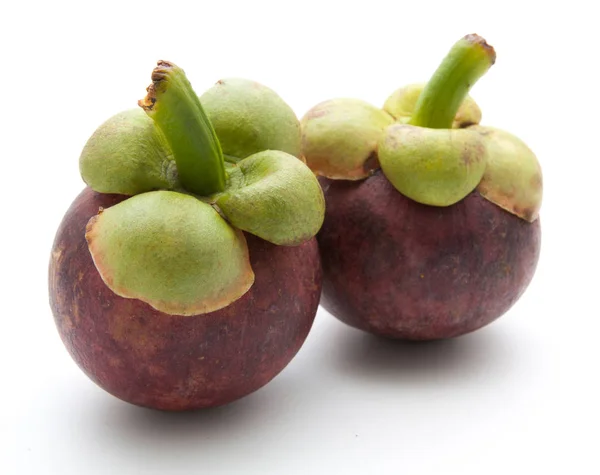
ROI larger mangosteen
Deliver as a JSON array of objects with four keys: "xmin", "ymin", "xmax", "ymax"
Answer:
[{"xmin": 49, "ymin": 61, "xmax": 325, "ymax": 410}]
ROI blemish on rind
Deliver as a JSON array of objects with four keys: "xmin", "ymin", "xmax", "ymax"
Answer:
[
  {"xmin": 306, "ymin": 108, "xmax": 327, "ymax": 120},
  {"xmin": 51, "ymin": 246, "xmax": 65, "ymax": 264}
]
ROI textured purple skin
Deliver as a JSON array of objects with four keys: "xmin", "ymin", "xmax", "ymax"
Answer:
[
  {"xmin": 49, "ymin": 188, "xmax": 322, "ymax": 411},
  {"xmin": 317, "ymin": 171, "xmax": 541, "ymax": 340}
]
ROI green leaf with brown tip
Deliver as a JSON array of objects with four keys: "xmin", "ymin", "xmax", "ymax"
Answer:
[
  {"xmin": 383, "ymin": 83, "xmax": 481, "ymax": 128},
  {"xmin": 300, "ymin": 98, "xmax": 394, "ymax": 180},
  {"xmin": 214, "ymin": 151, "xmax": 325, "ymax": 246},
  {"xmin": 471, "ymin": 125, "xmax": 543, "ymax": 222},
  {"xmin": 86, "ymin": 191, "xmax": 254, "ymax": 316},
  {"xmin": 378, "ymin": 124, "xmax": 486, "ymax": 206},
  {"xmin": 200, "ymin": 78, "xmax": 302, "ymax": 162},
  {"xmin": 79, "ymin": 109, "xmax": 179, "ymax": 195}
]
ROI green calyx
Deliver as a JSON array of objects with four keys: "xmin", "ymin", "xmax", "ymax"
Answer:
[
  {"xmin": 299, "ymin": 90, "xmax": 478, "ymax": 182},
  {"xmin": 300, "ymin": 98, "xmax": 394, "ymax": 179},
  {"xmin": 86, "ymin": 191, "xmax": 254, "ymax": 316},
  {"xmin": 79, "ymin": 109, "xmax": 179, "ymax": 195},
  {"xmin": 79, "ymin": 60, "xmax": 324, "ymax": 315},
  {"xmin": 200, "ymin": 78, "xmax": 302, "ymax": 163},
  {"xmin": 379, "ymin": 124, "xmax": 486, "ymax": 206},
  {"xmin": 300, "ymin": 34, "xmax": 543, "ymax": 220},
  {"xmin": 214, "ymin": 150, "xmax": 325, "ymax": 246},
  {"xmin": 378, "ymin": 34, "xmax": 542, "ymax": 218},
  {"xmin": 299, "ymin": 38, "xmax": 487, "ymax": 182},
  {"xmin": 471, "ymin": 126, "xmax": 543, "ymax": 222}
]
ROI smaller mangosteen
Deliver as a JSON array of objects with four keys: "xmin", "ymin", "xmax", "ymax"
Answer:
[{"xmin": 301, "ymin": 34, "xmax": 542, "ymax": 340}]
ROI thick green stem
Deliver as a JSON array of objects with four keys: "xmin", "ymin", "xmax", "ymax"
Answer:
[
  {"xmin": 410, "ymin": 34, "xmax": 496, "ymax": 129},
  {"xmin": 139, "ymin": 61, "xmax": 226, "ymax": 195}
]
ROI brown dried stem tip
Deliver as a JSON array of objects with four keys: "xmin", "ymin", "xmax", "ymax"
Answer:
[{"xmin": 137, "ymin": 60, "xmax": 227, "ymax": 196}]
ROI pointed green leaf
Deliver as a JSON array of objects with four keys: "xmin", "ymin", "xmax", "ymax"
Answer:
[
  {"xmin": 214, "ymin": 151, "xmax": 325, "ymax": 246},
  {"xmin": 86, "ymin": 191, "xmax": 254, "ymax": 316},
  {"xmin": 79, "ymin": 109, "xmax": 179, "ymax": 195}
]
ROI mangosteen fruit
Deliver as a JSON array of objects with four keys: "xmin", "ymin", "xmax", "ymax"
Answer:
[
  {"xmin": 301, "ymin": 34, "xmax": 542, "ymax": 340},
  {"xmin": 49, "ymin": 61, "xmax": 325, "ymax": 410}
]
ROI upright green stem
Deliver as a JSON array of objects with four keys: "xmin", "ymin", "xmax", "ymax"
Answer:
[
  {"xmin": 139, "ymin": 61, "xmax": 226, "ymax": 195},
  {"xmin": 410, "ymin": 34, "xmax": 496, "ymax": 129}
]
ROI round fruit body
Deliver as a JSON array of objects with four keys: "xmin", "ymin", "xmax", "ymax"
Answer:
[
  {"xmin": 49, "ymin": 188, "xmax": 322, "ymax": 411},
  {"xmin": 317, "ymin": 171, "xmax": 541, "ymax": 340}
]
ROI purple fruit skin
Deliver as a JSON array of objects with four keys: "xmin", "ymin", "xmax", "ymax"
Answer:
[
  {"xmin": 49, "ymin": 188, "xmax": 322, "ymax": 411},
  {"xmin": 317, "ymin": 171, "xmax": 541, "ymax": 340}
]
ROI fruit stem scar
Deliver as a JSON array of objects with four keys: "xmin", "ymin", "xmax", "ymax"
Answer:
[
  {"xmin": 409, "ymin": 34, "xmax": 496, "ymax": 130},
  {"xmin": 139, "ymin": 60, "xmax": 227, "ymax": 196}
]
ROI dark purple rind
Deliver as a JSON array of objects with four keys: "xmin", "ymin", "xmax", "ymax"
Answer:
[
  {"xmin": 49, "ymin": 187, "xmax": 322, "ymax": 411},
  {"xmin": 317, "ymin": 171, "xmax": 541, "ymax": 340}
]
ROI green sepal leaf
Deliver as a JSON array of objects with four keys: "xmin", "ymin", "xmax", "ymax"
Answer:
[
  {"xmin": 378, "ymin": 124, "xmax": 486, "ymax": 206},
  {"xmin": 79, "ymin": 109, "xmax": 179, "ymax": 195},
  {"xmin": 214, "ymin": 151, "xmax": 325, "ymax": 246},
  {"xmin": 471, "ymin": 125, "xmax": 543, "ymax": 222},
  {"xmin": 300, "ymin": 98, "xmax": 394, "ymax": 180},
  {"xmin": 200, "ymin": 78, "xmax": 302, "ymax": 161},
  {"xmin": 86, "ymin": 191, "xmax": 254, "ymax": 316}
]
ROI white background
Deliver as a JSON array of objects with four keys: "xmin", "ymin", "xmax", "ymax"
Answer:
[{"xmin": 2, "ymin": 1, "xmax": 598, "ymax": 473}]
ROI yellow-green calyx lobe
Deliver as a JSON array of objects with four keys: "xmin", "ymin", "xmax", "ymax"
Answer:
[
  {"xmin": 86, "ymin": 191, "xmax": 254, "ymax": 316},
  {"xmin": 78, "ymin": 60, "xmax": 325, "ymax": 315},
  {"xmin": 301, "ymin": 99, "xmax": 394, "ymax": 180},
  {"xmin": 214, "ymin": 150, "xmax": 325, "ymax": 245},
  {"xmin": 201, "ymin": 78, "xmax": 302, "ymax": 163},
  {"xmin": 379, "ymin": 125, "xmax": 486, "ymax": 206},
  {"xmin": 471, "ymin": 126, "xmax": 543, "ymax": 221},
  {"xmin": 79, "ymin": 109, "xmax": 179, "ymax": 195}
]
